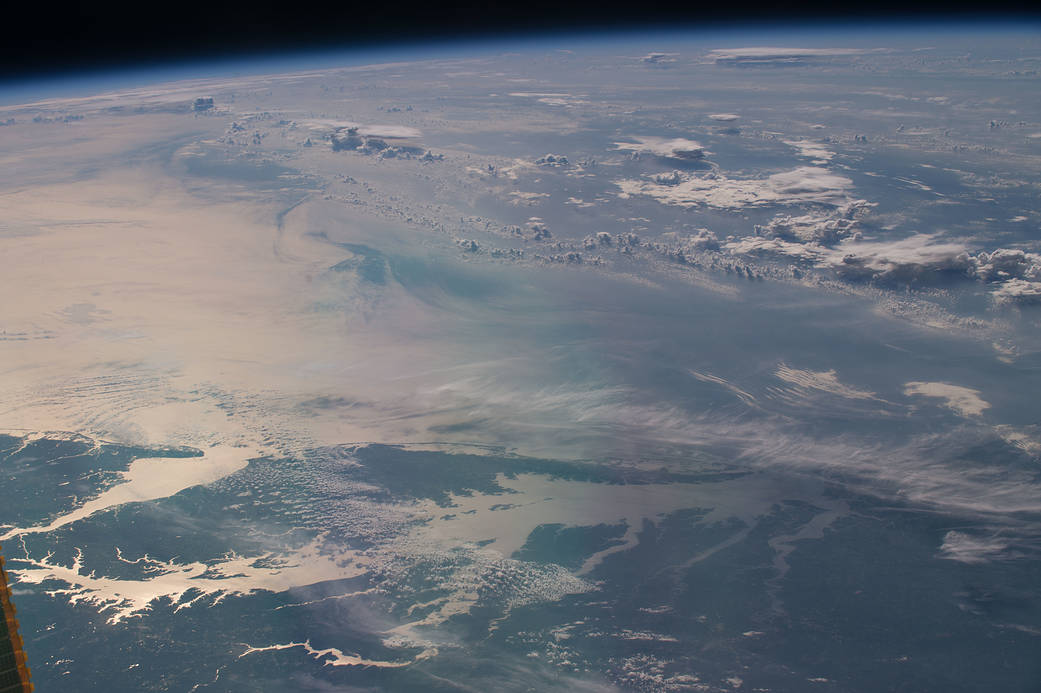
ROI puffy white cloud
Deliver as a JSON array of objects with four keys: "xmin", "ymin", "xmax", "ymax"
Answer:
[
  {"xmin": 534, "ymin": 153, "xmax": 569, "ymax": 167},
  {"xmin": 784, "ymin": 139, "xmax": 834, "ymax": 163},
  {"xmin": 991, "ymin": 278, "xmax": 1041, "ymax": 305},
  {"xmin": 507, "ymin": 91, "xmax": 588, "ymax": 107},
  {"xmin": 726, "ymin": 236, "xmax": 824, "ymax": 261},
  {"xmin": 355, "ymin": 124, "xmax": 423, "ymax": 138},
  {"xmin": 707, "ymin": 46, "xmax": 875, "ymax": 66},
  {"xmin": 707, "ymin": 113, "xmax": 740, "ymax": 121},
  {"xmin": 939, "ymin": 531, "xmax": 1016, "ymax": 564},
  {"xmin": 330, "ymin": 125, "xmax": 432, "ymax": 160},
  {"xmin": 904, "ymin": 381, "xmax": 990, "ymax": 417},
  {"xmin": 651, "ymin": 170, "xmax": 685, "ymax": 186},
  {"xmin": 613, "ymin": 136, "xmax": 705, "ymax": 161},
  {"xmin": 974, "ymin": 248, "xmax": 1041, "ymax": 282},
  {"xmin": 640, "ymin": 52, "xmax": 677, "ymax": 65},
  {"xmin": 776, "ymin": 364, "xmax": 878, "ymax": 401},
  {"xmin": 304, "ymin": 119, "xmax": 422, "ymax": 139},
  {"xmin": 826, "ymin": 234, "xmax": 975, "ymax": 284},
  {"xmin": 617, "ymin": 166, "xmax": 852, "ymax": 209},
  {"xmin": 509, "ymin": 191, "xmax": 550, "ymax": 205},
  {"xmin": 754, "ymin": 201, "xmax": 871, "ymax": 246},
  {"xmin": 582, "ymin": 232, "xmax": 614, "ymax": 249},
  {"xmin": 687, "ymin": 228, "xmax": 721, "ymax": 251}
]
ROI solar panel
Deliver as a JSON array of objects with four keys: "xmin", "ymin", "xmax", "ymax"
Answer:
[{"xmin": 0, "ymin": 547, "xmax": 32, "ymax": 693}]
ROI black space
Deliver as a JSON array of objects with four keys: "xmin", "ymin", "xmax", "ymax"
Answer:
[{"xmin": 3, "ymin": 0, "xmax": 1039, "ymax": 82}]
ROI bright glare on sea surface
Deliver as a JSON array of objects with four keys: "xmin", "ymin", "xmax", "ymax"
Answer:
[{"xmin": 1, "ymin": 25, "xmax": 1041, "ymax": 692}]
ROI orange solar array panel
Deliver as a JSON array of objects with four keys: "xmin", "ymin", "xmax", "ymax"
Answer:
[{"xmin": 0, "ymin": 546, "xmax": 32, "ymax": 693}]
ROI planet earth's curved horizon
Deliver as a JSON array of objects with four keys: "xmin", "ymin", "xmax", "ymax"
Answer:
[{"xmin": 2, "ymin": 24, "xmax": 1040, "ymax": 692}]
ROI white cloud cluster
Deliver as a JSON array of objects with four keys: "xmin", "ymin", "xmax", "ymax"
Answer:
[
  {"xmin": 991, "ymin": 278, "xmax": 1041, "ymax": 305},
  {"xmin": 534, "ymin": 153, "xmax": 569, "ymax": 167},
  {"xmin": 776, "ymin": 364, "xmax": 878, "ymax": 401},
  {"xmin": 506, "ymin": 91, "xmax": 587, "ymax": 107},
  {"xmin": 330, "ymin": 126, "xmax": 433, "ymax": 160},
  {"xmin": 829, "ymin": 239, "xmax": 1041, "ymax": 297},
  {"xmin": 731, "ymin": 218, "xmax": 1041, "ymax": 303},
  {"xmin": 974, "ymin": 248, "xmax": 1041, "ymax": 282},
  {"xmin": 727, "ymin": 236, "xmax": 823, "ymax": 262},
  {"xmin": 707, "ymin": 46, "xmax": 875, "ymax": 66},
  {"xmin": 613, "ymin": 136, "xmax": 705, "ymax": 161},
  {"xmin": 640, "ymin": 52, "xmax": 677, "ymax": 65},
  {"xmin": 304, "ymin": 119, "xmax": 422, "ymax": 139},
  {"xmin": 707, "ymin": 113, "xmax": 740, "ymax": 122},
  {"xmin": 829, "ymin": 235, "xmax": 975, "ymax": 283},
  {"xmin": 784, "ymin": 139, "xmax": 834, "ymax": 163},
  {"xmin": 973, "ymin": 249, "xmax": 1041, "ymax": 305},
  {"xmin": 617, "ymin": 166, "xmax": 852, "ymax": 209},
  {"xmin": 509, "ymin": 191, "xmax": 550, "ymax": 205},
  {"xmin": 903, "ymin": 381, "xmax": 990, "ymax": 417},
  {"xmin": 753, "ymin": 201, "xmax": 872, "ymax": 246},
  {"xmin": 939, "ymin": 531, "xmax": 1016, "ymax": 564}
]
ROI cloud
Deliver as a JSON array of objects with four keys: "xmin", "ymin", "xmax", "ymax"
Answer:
[
  {"xmin": 304, "ymin": 119, "xmax": 422, "ymax": 139},
  {"xmin": 753, "ymin": 202, "xmax": 871, "ymax": 246},
  {"xmin": 826, "ymin": 234, "xmax": 975, "ymax": 284},
  {"xmin": 740, "ymin": 221, "xmax": 1041, "ymax": 299},
  {"xmin": 509, "ymin": 191, "xmax": 550, "ymax": 205},
  {"xmin": 330, "ymin": 126, "xmax": 433, "ymax": 160},
  {"xmin": 974, "ymin": 248, "xmax": 1041, "ymax": 282},
  {"xmin": 707, "ymin": 113, "xmax": 740, "ymax": 121},
  {"xmin": 991, "ymin": 279, "xmax": 1041, "ymax": 305},
  {"xmin": 613, "ymin": 136, "xmax": 705, "ymax": 161},
  {"xmin": 707, "ymin": 46, "xmax": 877, "ymax": 66},
  {"xmin": 784, "ymin": 139, "xmax": 834, "ymax": 163},
  {"xmin": 726, "ymin": 236, "xmax": 824, "ymax": 261},
  {"xmin": 775, "ymin": 364, "xmax": 878, "ymax": 401},
  {"xmin": 355, "ymin": 124, "xmax": 423, "ymax": 139},
  {"xmin": 904, "ymin": 381, "xmax": 990, "ymax": 417},
  {"xmin": 617, "ymin": 166, "xmax": 852, "ymax": 209},
  {"xmin": 507, "ymin": 92, "xmax": 587, "ymax": 107},
  {"xmin": 640, "ymin": 52, "xmax": 677, "ymax": 65},
  {"xmin": 688, "ymin": 370, "xmax": 757, "ymax": 407},
  {"xmin": 939, "ymin": 531, "xmax": 1018, "ymax": 564},
  {"xmin": 535, "ymin": 153, "xmax": 569, "ymax": 167}
]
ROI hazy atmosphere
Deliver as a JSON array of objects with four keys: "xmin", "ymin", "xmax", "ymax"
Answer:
[{"xmin": 2, "ymin": 25, "xmax": 1040, "ymax": 692}]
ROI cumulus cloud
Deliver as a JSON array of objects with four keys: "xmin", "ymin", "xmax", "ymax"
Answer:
[
  {"xmin": 754, "ymin": 201, "xmax": 872, "ymax": 246},
  {"xmin": 939, "ymin": 531, "xmax": 1017, "ymax": 564},
  {"xmin": 904, "ymin": 381, "xmax": 990, "ymax": 417},
  {"xmin": 826, "ymin": 234, "xmax": 975, "ymax": 284},
  {"xmin": 613, "ymin": 136, "xmax": 705, "ymax": 161},
  {"xmin": 726, "ymin": 236, "xmax": 824, "ymax": 262},
  {"xmin": 356, "ymin": 124, "xmax": 423, "ymax": 138},
  {"xmin": 304, "ymin": 119, "xmax": 422, "ymax": 139},
  {"xmin": 707, "ymin": 46, "xmax": 876, "ymax": 66},
  {"xmin": 974, "ymin": 248, "xmax": 1041, "ymax": 283},
  {"xmin": 976, "ymin": 249, "xmax": 1041, "ymax": 305},
  {"xmin": 687, "ymin": 228, "xmax": 721, "ymax": 251},
  {"xmin": 535, "ymin": 153, "xmax": 569, "ymax": 167},
  {"xmin": 617, "ymin": 166, "xmax": 852, "ymax": 209},
  {"xmin": 775, "ymin": 364, "xmax": 878, "ymax": 400},
  {"xmin": 731, "ymin": 221, "xmax": 1041, "ymax": 302},
  {"xmin": 991, "ymin": 278, "xmax": 1041, "ymax": 305},
  {"xmin": 509, "ymin": 191, "xmax": 550, "ymax": 205},
  {"xmin": 330, "ymin": 126, "xmax": 433, "ymax": 160},
  {"xmin": 784, "ymin": 139, "xmax": 834, "ymax": 163},
  {"xmin": 640, "ymin": 52, "xmax": 677, "ymax": 65},
  {"xmin": 507, "ymin": 91, "xmax": 587, "ymax": 107}
]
